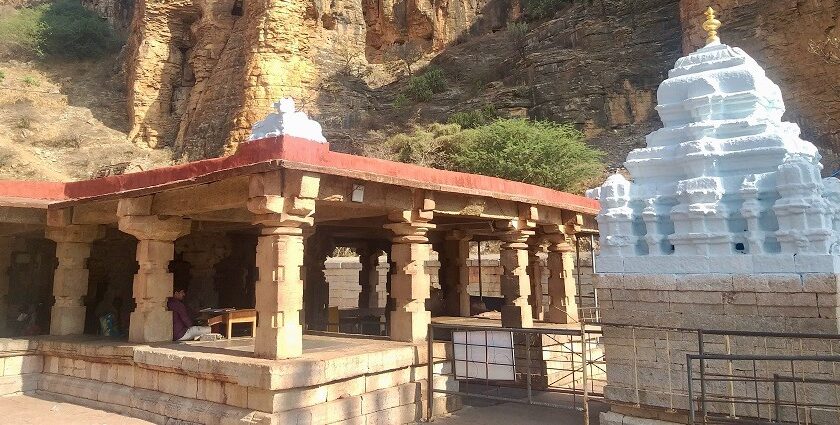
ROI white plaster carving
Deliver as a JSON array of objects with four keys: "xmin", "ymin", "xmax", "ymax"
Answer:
[
  {"xmin": 587, "ymin": 42, "xmax": 840, "ymax": 273},
  {"xmin": 247, "ymin": 98, "xmax": 327, "ymax": 143}
]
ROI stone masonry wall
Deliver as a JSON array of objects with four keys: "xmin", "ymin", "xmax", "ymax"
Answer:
[{"xmin": 597, "ymin": 272, "xmax": 840, "ymax": 423}]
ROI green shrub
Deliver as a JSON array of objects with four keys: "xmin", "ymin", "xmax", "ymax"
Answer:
[
  {"xmin": 447, "ymin": 105, "xmax": 498, "ymax": 129},
  {"xmin": 452, "ymin": 119, "xmax": 604, "ymax": 192},
  {"xmin": 40, "ymin": 0, "xmax": 120, "ymax": 58},
  {"xmin": 393, "ymin": 93, "xmax": 410, "ymax": 110},
  {"xmin": 362, "ymin": 123, "xmax": 462, "ymax": 169},
  {"xmin": 22, "ymin": 76, "xmax": 39, "ymax": 87},
  {"xmin": 521, "ymin": 0, "xmax": 568, "ymax": 20},
  {"xmin": 0, "ymin": 70, "xmax": 5, "ymax": 84},
  {"xmin": 363, "ymin": 119, "xmax": 604, "ymax": 192},
  {"xmin": 404, "ymin": 68, "xmax": 447, "ymax": 102},
  {"xmin": 0, "ymin": 6, "xmax": 45, "ymax": 57},
  {"xmin": 0, "ymin": 1, "xmax": 120, "ymax": 59}
]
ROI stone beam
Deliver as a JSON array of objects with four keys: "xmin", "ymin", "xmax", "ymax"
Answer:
[
  {"xmin": 45, "ymin": 223, "xmax": 105, "ymax": 336},
  {"xmin": 151, "ymin": 176, "xmax": 250, "ymax": 217},
  {"xmin": 70, "ymin": 200, "xmax": 119, "ymax": 225},
  {"xmin": 0, "ymin": 207, "xmax": 47, "ymax": 225}
]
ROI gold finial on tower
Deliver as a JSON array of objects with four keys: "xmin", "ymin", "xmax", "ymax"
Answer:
[{"xmin": 702, "ymin": 6, "xmax": 721, "ymax": 45}]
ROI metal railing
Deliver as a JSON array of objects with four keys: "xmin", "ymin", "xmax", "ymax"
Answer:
[
  {"xmin": 426, "ymin": 322, "xmax": 605, "ymax": 423},
  {"xmin": 689, "ymin": 329, "xmax": 840, "ymax": 425}
]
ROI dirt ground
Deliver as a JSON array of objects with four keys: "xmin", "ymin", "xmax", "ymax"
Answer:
[{"xmin": 0, "ymin": 393, "xmax": 153, "ymax": 425}]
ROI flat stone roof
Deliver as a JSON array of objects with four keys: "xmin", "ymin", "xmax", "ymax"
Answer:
[{"xmin": 0, "ymin": 136, "xmax": 599, "ymax": 214}]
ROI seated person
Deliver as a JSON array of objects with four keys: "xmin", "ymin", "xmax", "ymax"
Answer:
[{"xmin": 167, "ymin": 287, "xmax": 211, "ymax": 341}]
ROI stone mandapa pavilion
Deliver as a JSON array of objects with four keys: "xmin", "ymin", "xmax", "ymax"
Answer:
[{"xmin": 0, "ymin": 102, "xmax": 598, "ymax": 424}]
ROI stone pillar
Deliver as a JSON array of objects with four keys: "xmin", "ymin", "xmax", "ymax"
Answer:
[
  {"xmin": 358, "ymin": 246, "xmax": 382, "ymax": 309},
  {"xmin": 254, "ymin": 226, "xmax": 306, "ymax": 359},
  {"xmin": 545, "ymin": 235, "xmax": 578, "ymax": 324},
  {"xmin": 527, "ymin": 241, "xmax": 546, "ymax": 321},
  {"xmin": 179, "ymin": 233, "xmax": 231, "ymax": 310},
  {"xmin": 440, "ymin": 231, "xmax": 471, "ymax": 317},
  {"xmin": 118, "ymin": 201, "xmax": 191, "ymax": 343},
  {"xmin": 0, "ymin": 237, "xmax": 13, "ymax": 336},
  {"xmin": 46, "ymin": 225, "xmax": 104, "ymax": 336},
  {"xmin": 385, "ymin": 211, "xmax": 435, "ymax": 342},
  {"xmin": 247, "ymin": 169, "xmax": 319, "ymax": 359},
  {"xmin": 303, "ymin": 231, "xmax": 332, "ymax": 330},
  {"xmin": 497, "ymin": 221, "xmax": 535, "ymax": 328}
]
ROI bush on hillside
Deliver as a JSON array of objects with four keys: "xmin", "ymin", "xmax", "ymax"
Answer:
[
  {"xmin": 452, "ymin": 119, "xmax": 604, "ymax": 192},
  {"xmin": 363, "ymin": 119, "xmax": 604, "ymax": 193},
  {"xmin": 447, "ymin": 105, "xmax": 498, "ymax": 129},
  {"xmin": 404, "ymin": 68, "xmax": 447, "ymax": 102},
  {"xmin": 521, "ymin": 0, "xmax": 568, "ymax": 20},
  {"xmin": 362, "ymin": 123, "xmax": 462, "ymax": 168},
  {"xmin": 0, "ymin": 1, "xmax": 120, "ymax": 59}
]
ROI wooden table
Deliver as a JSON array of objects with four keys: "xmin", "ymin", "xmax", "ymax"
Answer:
[{"xmin": 207, "ymin": 309, "xmax": 257, "ymax": 339}]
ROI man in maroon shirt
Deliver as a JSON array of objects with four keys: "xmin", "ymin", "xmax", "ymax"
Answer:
[{"xmin": 167, "ymin": 288, "xmax": 211, "ymax": 341}]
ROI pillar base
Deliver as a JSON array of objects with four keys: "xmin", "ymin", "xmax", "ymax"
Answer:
[
  {"xmin": 501, "ymin": 305, "xmax": 533, "ymax": 328},
  {"xmin": 389, "ymin": 310, "xmax": 431, "ymax": 342},
  {"xmin": 50, "ymin": 306, "xmax": 86, "ymax": 336},
  {"xmin": 254, "ymin": 323, "xmax": 303, "ymax": 359},
  {"xmin": 129, "ymin": 310, "xmax": 173, "ymax": 343}
]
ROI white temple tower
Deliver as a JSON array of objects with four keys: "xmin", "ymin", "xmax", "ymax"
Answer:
[{"xmin": 590, "ymin": 8, "xmax": 840, "ymax": 425}]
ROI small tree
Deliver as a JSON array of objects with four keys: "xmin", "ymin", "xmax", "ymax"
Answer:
[{"xmin": 388, "ymin": 40, "xmax": 424, "ymax": 76}]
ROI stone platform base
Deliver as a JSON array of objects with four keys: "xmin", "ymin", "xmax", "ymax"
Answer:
[{"xmin": 0, "ymin": 334, "xmax": 461, "ymax": 424}]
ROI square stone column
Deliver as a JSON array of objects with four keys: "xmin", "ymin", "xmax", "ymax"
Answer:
[
  {"xmin": 358, "ymin": 245, "xmax": 384, "ymax": 309},
  {"xmin": 0, "ymin": 237, "xmax": 13, "ymax": 336},
  {"xmin": 385, "ymin": 213, "xmax": 435, "ymax": 342},
  {"xmin": 254, "ymin": 226, "xmax": 306, "ymax": 359},
  {"xmin": 499, "ymin": 242, "xmax": 533, "ymax": 328},
  {"xmin": 118, "ymin": 207, "xmax": 191, "ymax": 343},
  {"xmin": 440, "ymin": 231, "xmax": 471, "ymax": 317},
  {"xmin": 247, "ymin": 169, "xmax": 319, "ymax": 358},
  {"xmin": 46, "ymin": 224, "xmax": 105, "ymax": 336},
  {"xmin": 527, "ymin": 241, "xmax": 546, "ymax": 321},
  {"xmin": 545, "ymin": 236, "xmax": 578, "ymax": 324},
  {"xmin": 178, "ymin": 233, "xmax": 231, "ymax": 310}
]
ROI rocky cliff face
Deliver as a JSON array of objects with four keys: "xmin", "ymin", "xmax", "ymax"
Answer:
[
  {"xmin": 114, "ymin": 0, "xmax": 840, "ymax": 171},
  {"xmin": 126, "ymin": 0, "xmax": 513, "ymax": 160}
]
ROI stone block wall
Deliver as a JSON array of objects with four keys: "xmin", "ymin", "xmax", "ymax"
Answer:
[
  {"xmin": 0, "ymin": 338, "xmax": 461, "ymax": 425},
  {"xmin": 0, "ymin": 339, "xmax": 40, "ymax": 396},
  {"xmin": 597, "ymin": 272, "xmax": 840, "ymax": 423}
]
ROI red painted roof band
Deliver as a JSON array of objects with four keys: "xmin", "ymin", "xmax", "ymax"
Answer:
[{"xmin": 0, "ymin": 136, "xmax": 600, "ymax": 213}]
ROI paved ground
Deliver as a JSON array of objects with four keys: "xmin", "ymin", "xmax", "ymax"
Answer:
[
  {"xmin": 0, "ymin": 394, "xmax": 153, "ymax": 425},
  {"xmin": 3, "ymin": 391, "xmax": 604, "ymax": 425},
  {"xmin": 422, "ymin": 390, "xmax": 609, "ymax": 425}
]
